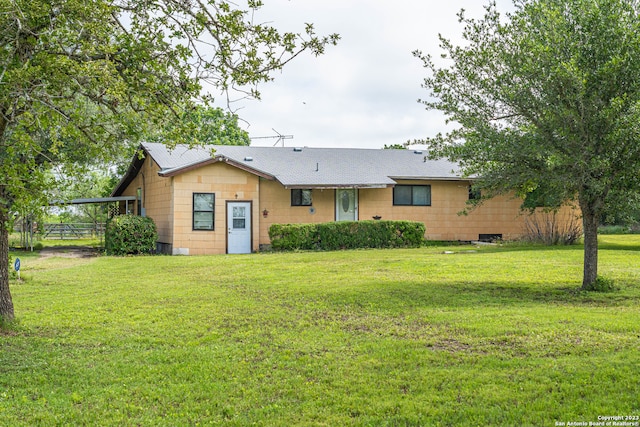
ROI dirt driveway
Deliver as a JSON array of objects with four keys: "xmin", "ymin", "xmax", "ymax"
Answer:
[{"xmin": 38, "ymin": 246, "xmax": 100, "ymax": 259}]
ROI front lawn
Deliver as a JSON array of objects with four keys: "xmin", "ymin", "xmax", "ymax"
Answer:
[{"xmin": 1, "ymin": 238, "xmax": 639, "ymax": 425}]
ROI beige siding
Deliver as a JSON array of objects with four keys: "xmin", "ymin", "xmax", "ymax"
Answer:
[
  {"xmin": 258, "ymin": 180, "xmax": 336, "ymax": 243},
  {"xmin": 171, "ymin": 163, "xmax": 260, "ymax": 255},
  {"xmin": 361, "ymin": 180, "xmax": 578, "ymax": 241},
  {"xmin": 119, "ymin": 157, "xmax": 174, "ymax": 246},
  {"xmin": 260, "ymin": 180, "xmax": 579, "ymax": 243}
]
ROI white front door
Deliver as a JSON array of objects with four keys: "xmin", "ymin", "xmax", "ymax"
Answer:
[
  {"xmin": 336, "ymin": 189, "xmax": 358, "ymax": 221},
  {"xmin": 227, "ymin": 202, "xmax": 252, "ymax": 254}
]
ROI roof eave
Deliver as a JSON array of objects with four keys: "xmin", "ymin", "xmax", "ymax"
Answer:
[
  {"xmin": 283, "ymin": 183, "xmax": 392, "ymax": 189},
  {"xmin": 111, "ymin": 145, "xmax": 147, "ymax": 197},
  {"xmin": 221, "ymin": 158, "xmax": 276, "ymax": 180},
  {"xmin": 158, "ymin": 157, "xmax": 220, "ymax": 177},
  {"xmin": 51, "ymin": 196, "xmax": 137, "ymax": 206},
  {"xmin": 389, "ymin": 176, "xmax": 470, "ymax": 181}
]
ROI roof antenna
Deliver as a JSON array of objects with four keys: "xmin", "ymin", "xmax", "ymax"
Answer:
[{"xmin": 250, "ymin": 128, "xmax": 294, "ymax": 147}]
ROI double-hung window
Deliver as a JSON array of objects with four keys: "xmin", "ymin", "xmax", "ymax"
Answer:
[
  {"xmin": 393, "ymin": 185, "xmax": 431, "ymax": 206},
  {"xmin": 193, "ymin": 193, "xmax": 215, "ymax": 230}
]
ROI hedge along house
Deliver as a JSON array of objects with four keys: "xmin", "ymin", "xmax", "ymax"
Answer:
[{"xmin": 112, "ymin": 142, "xmax": 567, "ymax": 255}]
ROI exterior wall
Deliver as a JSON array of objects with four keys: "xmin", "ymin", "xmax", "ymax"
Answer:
[
  {"xmin": 360, "ymin": 180, "xmax": 579, "ymax": 241},
  {"xmin": 258, "ymin": 179, "xmax": 336, "ymax": 244},
  {"xmin": 359, "ymin": 180, "xmax": 528, "ymax": 241},
  {"xmin": 259, "ymin": 179, "xmax": 336, "ymax": 244},
  {"xmin": 260, "ymin": 179, "xmax": 579, "ymax": 243},
  {"xmin": 119, "ymin": 157, "xmax": 174, "ymax": 247},
  {"xmin": 171, "ymin": 162, "xmax": 260, "ymax": 255},
  {"xmin": 120, "ymin": 162, "xmax": 580, "ymax": 255}
]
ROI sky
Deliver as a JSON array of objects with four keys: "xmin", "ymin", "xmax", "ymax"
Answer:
[{"xmin": 216, "ymin": 0, "xmax": 514, "ymax": 149}]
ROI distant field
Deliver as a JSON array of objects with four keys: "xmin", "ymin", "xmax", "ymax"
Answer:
[{"xmin": 1, "ymin": 236, "xmax": 639, "ymax": 426}]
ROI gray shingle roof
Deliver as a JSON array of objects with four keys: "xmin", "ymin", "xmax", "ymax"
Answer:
[{"xmin": 143, "ymin": 142, "xmax": 465, "ymax": 188}]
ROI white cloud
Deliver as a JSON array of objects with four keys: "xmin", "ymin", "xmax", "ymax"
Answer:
[{"xmin": 222, "ymin": 0, "xmax": 514, "ymax": 148}]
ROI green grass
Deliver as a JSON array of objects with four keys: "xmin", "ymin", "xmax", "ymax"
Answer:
[
  {"xmin": 38, "ymin": 238, "xmax": 103, "ymax": 248},
  {"xmin": 1, "ymin": 237, "xmax": 639, "ymax": 426},
  {"xmin": 10, "ymin": 236, "xmax": 103, "ymax": 248}
]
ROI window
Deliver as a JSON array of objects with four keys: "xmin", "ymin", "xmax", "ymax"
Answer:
[
  {"xmin": 393, "ymin": 185, "xmax": 431, "ymax": 206},
  {"xmin": 291, "ymin": 189, "xmax": 312, "ymax": 206},
  {"xmin": 232, "ymin": 206, "xmax": 246, "ymax": 229},
  {"xmin": 469, "ymin": 186, "xmax": 481, "ymax": 201},
  {"xmin": 193, "ymin": 193, "xmax": 215, "ymax": 230}
]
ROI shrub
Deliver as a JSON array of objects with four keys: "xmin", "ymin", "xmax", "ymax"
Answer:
[
  {"xmin": 105, "ymin": 215, "xmax": 157, "ymax": 255},
  {"xmin": 585, "ymin": 275, "xmax": 617, "ymax": 292},
  {"xmin": 8, "ymin": 254, "xmax": 17, "ymax": 280},
  {"xmin": 269, "ymin": 220, "xmax": 425, "ymax": 251},
  {"xmin": 268, "ymin": 223, "xmax": 318, "ymax": 251},
  {"xmin": 597, "ymin": 225, "xmax": 640, "ymax": 235},
  {"xmin": 522, "ymin": 210, "xmax": 582, "ymax": 245}
]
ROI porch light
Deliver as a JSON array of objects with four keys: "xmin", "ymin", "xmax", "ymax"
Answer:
[{"xmin": 262, "ymin": 209, "xmax": 269, "ymax": 218}]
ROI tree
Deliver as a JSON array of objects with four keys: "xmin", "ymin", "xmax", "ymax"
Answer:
[
  {"xmin": 599, "ymin": 189, "xmax": 640, "ymax": 229},
  {"xmin": 51, "ymin": 169, "xmax": 119, "ymax": 225},
  {"xmin": 0, "ymin": 0, "xmax": 339, "ymax": 321},
  {"xmin": 415, "ymin": 0, "xmax": 640, "ymax": 290},
  {"xmin": 383, "ymin": 143, "xmax": 409, "ymax": 149},
  {"xmin": 50, "ymin": 106, "xmax": 250, "ymax": 227},
  {"xmin": 145, "ymin": 105, "xmax": 251, "ymax": 146},
  {"xmin": 52, "ymin": 105, "xmax": 249, "ymax": 225}
]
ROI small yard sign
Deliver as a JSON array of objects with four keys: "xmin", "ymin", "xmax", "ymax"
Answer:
[{"xmin": 14, "ymin": 257, "xmax": 20, "ymax": 280}]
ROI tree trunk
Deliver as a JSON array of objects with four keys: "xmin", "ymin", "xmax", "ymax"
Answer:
[
  {"xmin": 580, "ymin": 200, "xmax": 599, "ymax": 290},
  {"xmin": 0, "ymin": 198, "xmax": 15, "ymax": 322}
]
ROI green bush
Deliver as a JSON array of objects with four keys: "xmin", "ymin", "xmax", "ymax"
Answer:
[
  {"xmin": 269, "ymin": 220, "xmax": 425, "ymax": 251},
  {"xmin": 597, "ymin": 225, "xmax": 640, "ymax": 235},
  {"xmin": 8, "ymin": 254, "xmax": 17, "ymax": 280},
  {"xmin": 105, "ymin": 215, "xmax": 157, "ymax": 255},
  {"xmin": 269, "ymin": 223, "xmax": 318, "ymax": 251},
  {"xmin": 586, "ymin": 275, "xmax": 617, "ymax": 292}
]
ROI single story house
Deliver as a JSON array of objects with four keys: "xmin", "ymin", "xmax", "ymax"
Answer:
[{"xmin": 111, "ymin": 142, "xmax": 567, "ymax": 255}]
